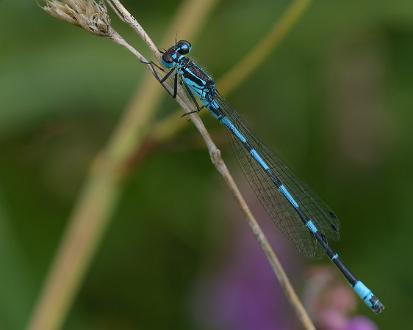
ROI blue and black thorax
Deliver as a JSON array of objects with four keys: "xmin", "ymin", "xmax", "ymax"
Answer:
[{"xmin": 161, "ymin": 40, "xmax": 221, "ymax": 115}]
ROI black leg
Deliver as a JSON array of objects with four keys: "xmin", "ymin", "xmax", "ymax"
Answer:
[
  {"xmin": 160, "ymin": 67, "xmax": 176, "ymax": 83},
  {"xmin": 141, "ymin": 60, "xmax": 166, "ymax": 89},
  {"xmin": 156, "ymin": 68, "xmax": 177, "ymax": 98},
  {"xmin": 173, "ymin": 71, "xmax": 178, "ymax": 99},
  {"xmin": 141, "ymin": 60, "xmax": 177, "ymax": 98},
  {"xmin": 181, "ymin": 81, "xmax": 203, "ymax": 117}
]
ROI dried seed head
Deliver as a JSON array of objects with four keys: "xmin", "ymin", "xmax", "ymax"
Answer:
[{"xmin": 42, "ymin": 0, "xmax": 112, "ymax": 37}]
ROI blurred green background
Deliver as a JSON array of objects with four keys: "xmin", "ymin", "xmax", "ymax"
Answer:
[{"xmin": 1, "ymin": 0, "xmax": 412, "ymax": 329}]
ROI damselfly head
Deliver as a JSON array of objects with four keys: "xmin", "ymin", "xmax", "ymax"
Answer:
[{"xmin": 162, "ymin": 40, "xmax": 192, "ymax": 68}]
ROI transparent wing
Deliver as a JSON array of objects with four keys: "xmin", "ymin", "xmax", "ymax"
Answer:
[{"xmin": 215, "ymin": 93, "xmax": 340, "ymax": 258}]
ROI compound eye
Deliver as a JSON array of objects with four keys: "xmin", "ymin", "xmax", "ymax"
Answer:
[
  {"xmin": 177, "ymin": 40, "xmax": 192, "ymax": 54},
  {"xmin": 161, "ymin": 53, "xmax": 174, "ymax": 68},
  {"xmin": 162, "ymin": 53, "xmax": 173, "ymax": 63}
]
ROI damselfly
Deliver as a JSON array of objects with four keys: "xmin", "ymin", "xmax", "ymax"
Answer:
[{"xmin": 145, "ymin": 40, "xmax": 384, "ymax": 314}]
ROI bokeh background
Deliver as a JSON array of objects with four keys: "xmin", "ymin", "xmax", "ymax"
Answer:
[{"xmin": 1, "ymin": 0, "xmax": 412, "ymax": 329}]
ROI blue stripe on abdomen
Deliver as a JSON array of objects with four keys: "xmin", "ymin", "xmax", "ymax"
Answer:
[
  {"xmin": 305, "ymin": 220, "xmax": 318, "ymax": 234},
  {"xmin": 221, "ymin": 117, "xmax": 247, "ymax": 143},
  {"xmin": 250, "ymin": 149, "xmax": 270, "ymax": 170},
  {"xmin": 279, "ymin": 184, "xmax": 299, "ymax": 208}
]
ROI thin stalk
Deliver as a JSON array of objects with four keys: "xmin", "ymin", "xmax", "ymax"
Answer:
[
  {"xmin": 29, "ymin": 1, "xmax": 315, "ymax": 329},
  {"xmin": 27, "ymin": 1, "xmax": 218, "ymax": 330},
  {"xmin": 107, "ymin": 1, "xmax": 316, "ymax": 329}
]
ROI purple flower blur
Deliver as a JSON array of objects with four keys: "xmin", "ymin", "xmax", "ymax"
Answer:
[
  {"xmin": 193, "ymin": 188, "xmax": 302, "ymax": 330},
  {"xmin": 303, "ymin": 267, "xmax": 378, "ymax": 330},
  {"xmin": 346, "ymin": 317, "xmax": 377, "ymax": 330},
  {"xmin": 192, "ymin": 182, "xmax": 378, "ymax": 330}
]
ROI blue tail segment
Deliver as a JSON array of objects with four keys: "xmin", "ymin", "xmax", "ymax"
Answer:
[
  {"xmin": 354, "ymin": 281, "xmax": 385, "ymax": 313},
  {"xmin": 153, "ymin": 39, "xmax": 385, "ymax": 313}
]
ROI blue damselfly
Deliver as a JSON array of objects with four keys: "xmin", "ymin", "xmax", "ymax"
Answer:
[{"xmin": 145, "ymin": 40, "xmax": 384, "ymax": 314}]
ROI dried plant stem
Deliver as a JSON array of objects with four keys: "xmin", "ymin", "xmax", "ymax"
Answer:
[
  {"xmin": 107, "ymin": 0, "xmax": 160, "ymax": 57},
  {"xmin": 29, "ymin": 1, "xmax": 316, "ymax": 330},
  {"xmin": 107, "ymin": 2, "xmax": 315, "ymax": 330},
  {"xmin": 106, "ymin": 0, "xmax": 219, "ymax": 163},
  {"xmin": 28, "ymin": 1, "xmax": 217, "ymax": 330},
  {"xmin": 150, "ymin": 0, "xmax": 312, "ymax": 144},
  {"xmin": 213, "ymin": 156, "xmax": 316, "ymax": 330}
]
